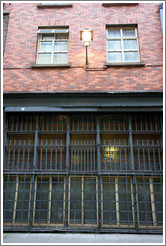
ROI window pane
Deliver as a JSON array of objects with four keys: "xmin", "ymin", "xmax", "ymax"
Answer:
[
  {"xmin": 100, "ymin": 115, "xmax": 128, "ymax": 131},
  {"xmin": 101, "ymin": 134, "xmax": 130, "ymax": 171},
  {"xmin": 37, "ymin": 134, "xmax": 66, "ymax": 171},
  {"xmin": 102, "ymin": 177, "xmax": 117, "ymax": 225},
  {"xmin": 133, "ymin": 134, "xmax": 162, "ymax": 171},
  {"xmin": 5, "ymin": 134, "xmax": 34, "ymax": 170},
  {"xmin": 70, "ymin": 134, "xmax": 96, "ymax": 171},
  {"xmin": 15, "ymin": 177, "xmax": 31, "ymax": 224},
  {"xmin": 136, "ymin": 177, "xmax": 153, "ymax": 226},
  {"xmin": 107, "ymin": 40, "xmax": 121, "ymax": 51},
  {"xmin": 132, "ymin": 114, "xmax": 161, "ymax": 132},
  {"xmin": 108, "ymin": 52, "xmax": 122, "ymax": 62},
  {"xmin": 39, "ymin": 41, "xmax": 52, "ymax": 52},
  {"xmin": 34, "ymin": 177, "xmax": 50, "ymax": 224},
  {"xmin": 84, "ymin": 178, "xmax": 97, "ymax": 224},
  {"xmin": 38, "ymin": 54, "xmax": 52, "ymax": 64},
  {"xmin": 108, "ymin": 29, "xmax": 121, "ymax": 38},
  {"xmin": 118, "ymin": 177, "xmax": 133, "ymax": 224},
  {"xmin": 153, "ymin": 178, "xmax": 163, "ymax": 225},
  {"xmin": 70, "ymin": 115, "xmax": 96, "ymax": 131},
  {"xmin": 54, "ymin": 42, "xmax": 68, "ymax": 52},
  {"xmin": 42, "ymin": 34, "xmax": 54, "ymax": 40},
  {"xmin": 50, "ymin": 177, "xmax": 65, "ymax": 224},
  {"xmin": 69, "ymin": 177, "xmax": 82, "ymax": 224},
  {"xmin": 53, "ymin": 53, "xmax": 68, "ymax": 64},
  {"xmin": 122, "ymin": 29, "xmax": 135, "ymax": 37},
  {"xmin": 124, "ymin": 52, "xmax": 139, "ymax": 62},
  {"xmin": 3, "ymin": 176, "xmax": 16, "ymax": 224},
  {"xmin": 123, "ymin": 40, "xmax": 138, "ymax": 50}
]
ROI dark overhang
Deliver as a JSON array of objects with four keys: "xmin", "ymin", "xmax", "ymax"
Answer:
[{"xmin": 3, "ymin": 91, "xmax": 163, "ymax": 112}]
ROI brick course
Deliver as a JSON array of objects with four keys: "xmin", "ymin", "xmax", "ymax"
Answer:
[{"xmin": 3, "ymin": 3, "xmax": 163, "ymax": 92}]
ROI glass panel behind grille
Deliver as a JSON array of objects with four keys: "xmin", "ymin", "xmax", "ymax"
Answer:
[
  {"xmin": 3, "ymin": 176, "xmax": 16, "ymax": 224},
  {"xmin": 136, "ymin": 177, "xmax": 153, "ymax": 226},
  {"xmin": 84, "ymin": 177, "xmax": 97, "ymax": 224},
  {"xmin": 132, "ymin": 114, "xmax": 161, "ymax": 132},
  {"xmin": 102, "ymin": 177, "xmax": 117, "ymax": 226},
  {"xmin": 50, "ymin": 177, "xmax": 65, "ymax": 225},
  {"xmin": 8, "ymin": 115, "xmax": 36, "ymax": 132},
  {"xmin": 34, "ymin": 176, "xmax": 50, "ymax": 225},
  {"xmin": 70, "ymin": 134, "xmax": 97, "ymax": 171},
  {"xmin": 70, "ymin": 115, "xmax": 96, "ymax": 131},
  {"xmin": 69, "ymin": 176, "xmax": 97, "ymax": 227},
  {"xmin": 100, "ymin": 115, "xmax": 128, "ymax": 131},
  {"xmin": 133, "ymin": 134, "xmax": 162, "ymax": 171},
  {"xmin": 39, "ymin": 115, "xmax": 67, "ymax": 132},
  {"xmin": 37, "ymin": 134, "xmax": 66, "ymax": 170},
  {"xmin": 153, "ymin": 177, "xmax": 163, "ymax": 226},
  {"xmin": 101, "ymin": 134, "xmax": 129, "ymax": 171},
  {"xmin": 69, "ymin": 177, "xmax": 82, "ymax": 224},
  {"xmin": 118, "ymin": 177, "xmax": 133, "ymax": 225},
  {"xmin": 5, "ymin": 134, "xmax": 34, "ymax": 170},
  {"xmin": 15, "ymin": 176, "xmax": 31, "ymax": 225}
]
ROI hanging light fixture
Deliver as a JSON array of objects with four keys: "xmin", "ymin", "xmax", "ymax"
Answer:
[{"xmin": 80, "ymin": 29, "xmax": 93, "ymax": 67}]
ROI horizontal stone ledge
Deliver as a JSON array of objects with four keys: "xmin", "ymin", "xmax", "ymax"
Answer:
[
  {"xmin": 31, "ymin": 64, "xmax": 71, "ymax": 68},
  {"xmin": 102, "ymin": 3, "xmax": 139, "ymax": 6},
  {"xmin": 104, "ymin": 62, "xmax": 145, "ymax": 67},
  {"xmin": 3, "ymin": 10, "xmax": 10, "ymax": 15},
  {"xmin": 37, "ymin": 3, "xmax": 73, "ymax": 8}
]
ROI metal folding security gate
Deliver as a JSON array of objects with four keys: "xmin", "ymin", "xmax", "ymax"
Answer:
[{"xmin": 3, "ymin": 112, "xmax": 163, "ymax": 233}]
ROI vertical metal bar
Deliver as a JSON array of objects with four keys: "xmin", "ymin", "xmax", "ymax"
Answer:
[
  {"xmin": 97, "ymin": 115, "xmax": 101, "ymax": 172},
  {"xmin": 55, "ymin": 140, "xmax": 57, "ymax": 170},
  {"xmin": 33, "ymin": 115, "xmax": 39, "ymax": 171},
  {"xmin": 97, "ymin": 114, "xmax": 101, "ymax": 229},
  {"xmin": 46, "ymin": 139, "xmax": 48, "ymax": 170},
  {"xmin": 128, "ymin": 114, "xmax": 139, "ymax": 231},
  {"xmin": 81, "ymin": 140, "xmax": 83, "ymax": 171},
  {"xmin": 28, "ymin": 174, "xmax": 35, "ymax": 230},
  {"xmin": 65, "ymin": 114, "xmax": 70, "ymax": 228},
  {"xmin": 17, "ymin": 140, "xmax": 21, "ymax": 170},
  {"xmin": 28, "ymin": 115, "xmax": 39, "ymax": 229},
  {"xmin": 60, "ymin": 140, "xmax": 62, "ymax": 170},
  {"xmin": 50, "ymin": 140, "xmax": 53, "ymax": 170},
  {"xmin": 160, "ymin": 113, "xmax": 163, "ymax": 146},
  {"xmin": 3, "ymin": 109, "xmax": 8, "ymax": 170}
]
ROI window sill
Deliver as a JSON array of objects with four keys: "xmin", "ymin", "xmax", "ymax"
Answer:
[
  {"xmin": 37, "ymin": 3, "xmax": 72, "ymax": 8},
  {"xmin": 31, "ymin": 64, "xmax": 71, "ymax": 68},
  {"xmin": 104, "ymin": 62, "xmax": 145, "ymax": 67},
  {"xmin": 3, "ymin": 10, "xmax": 10, "ymax": 15},
  {"xmin": 102, "ymin": 3, "xmax": 138, "ymax": 6}
]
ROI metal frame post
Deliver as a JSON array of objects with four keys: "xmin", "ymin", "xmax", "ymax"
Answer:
[{"xmin": 129, "ymin": 114, "xmax": 139, "ymax": 231}]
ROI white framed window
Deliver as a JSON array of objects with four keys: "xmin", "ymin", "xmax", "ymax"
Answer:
[
  {"xmin": 107, "ymin": 27, "xmax": 140, "ymax": 63},
  {"xmin": 37, "ymin": 29, "xmax": 69, "ymax": 64}
]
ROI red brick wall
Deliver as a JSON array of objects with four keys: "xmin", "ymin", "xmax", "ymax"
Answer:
[{"xmin": 3, "ymin": 3, "xmax": 163, "ymax": 92}]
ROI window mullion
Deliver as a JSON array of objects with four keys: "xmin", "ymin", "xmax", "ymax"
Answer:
[
  {"xmin": 48, "ymin": 175, "xmax": 52, "ymax": 226},
  {"xmin": 149, "ymin": 176, "xmax": 157, "ymax": 228},
  {"xmin": 115, "ymin": 176, "xmax": 120, "ymax": 227},
  {"xmin": 121, "ymin": 29, "xmax": 124, "ymax": 62},
  {"xmin": 13, "ymin": 175, "xmax": 19, "ymax": 224},
  {"xmin": 52, "ymin": 40, "xmax": 54, "ymax": 63},
  {"xmin": 82, "ymin": 176, "xmax": 84, "ymax": 225},
  {"xmin": 3, "ymin": 110, "xmax": 8, "ymax": 170}
]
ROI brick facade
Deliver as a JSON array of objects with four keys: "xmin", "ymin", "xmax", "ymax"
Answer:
[{"xmin": 3, "ymin": 3, "xmax": 163, "ymax": 92}]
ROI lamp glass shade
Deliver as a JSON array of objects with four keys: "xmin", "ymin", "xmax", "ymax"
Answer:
[{"xmin": 82, "ymin": 31, "xmax": 92, "ymax": 47}]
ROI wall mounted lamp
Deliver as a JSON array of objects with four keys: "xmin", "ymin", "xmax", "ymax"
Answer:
[{"xmin": 80, "ymin": 29, "xmax": 93, "ymax": 68}]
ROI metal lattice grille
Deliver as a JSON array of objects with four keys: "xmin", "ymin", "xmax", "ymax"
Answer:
[{"xmin": 3, "ymin": 113, "xmax": 163, "ymax": 233}]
